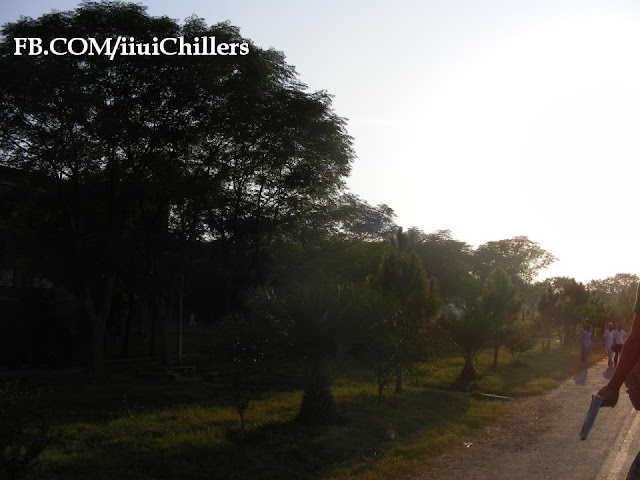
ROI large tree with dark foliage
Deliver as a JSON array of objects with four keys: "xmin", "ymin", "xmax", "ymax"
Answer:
[
  {"xmin": 558, "ymin": 279, "xmax": 590, "ymax": 346},
  {"xmin": 588, "ymin": 273, "xmax": 639, "ymax": 325},
  {"xmin": 537, "ymin": 286, "xmax": 561, "ymax": 350},
  {"xmin": 408, "ymin": 228, "xmax": 478, "ymax": 302},
  {"xmin": 472, "ymin": 236, "xmax": 556, "ymax": 286},
  {"xmin": 0, "ymin": 2, "xmax": 354, "ymax": 374}
]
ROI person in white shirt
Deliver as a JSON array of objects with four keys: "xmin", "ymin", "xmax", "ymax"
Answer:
[
  {"xmin": 603, "ymin": 322, "xmax": 615, "ymax": 367},
  {"xmin": 613, "ymin": 323, "xmax": 628, "ymax": 367}
]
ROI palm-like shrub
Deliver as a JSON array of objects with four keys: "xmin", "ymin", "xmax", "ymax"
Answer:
[
  {"xmin": 245, "ymin": 281, "xmax": 354, "ymax": 424},
  {"xmin": 441, "ymin": 303, "xmax": 492, "ymax": 381}
]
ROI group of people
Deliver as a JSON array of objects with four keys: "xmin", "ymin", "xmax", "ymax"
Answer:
[
  {"xmin": 579, "ymin": 322, "xmax": 628, "ymax": 366},
  {"xmin": 604, "ymin": 322, "xmax": 628, "ymax": 367}
]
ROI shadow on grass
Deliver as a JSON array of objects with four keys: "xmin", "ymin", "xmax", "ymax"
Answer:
[
  {"xmin": 15, "ymin": 366, "xmax": 306, "ymax": 426},
  {"xmin": 32, "ymin": 387, "xmax": 485, "ymax": 480}
]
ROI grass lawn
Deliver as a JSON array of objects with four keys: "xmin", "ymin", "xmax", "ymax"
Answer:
[{"xmin": 6, "ymin": 339, "xmax": 597, "ymax": 480}]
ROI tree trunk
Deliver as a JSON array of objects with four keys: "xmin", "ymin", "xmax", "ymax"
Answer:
[
  {"xmin": 120, "ymin": 294, "xmax": 134, "ymax": 358},
  {"xmin": 149, "ymin": 293, "xmax": 171, "ymax": 366},
  {"xmin": 460, "ymin": 351, "xmax": 476, "ymax": 381},
  {"xmin": 84, "ymin": 275, "xmax": 116, "ymax": 377},
  {"xmin": 395, "ymin": 366, "xmax": 403, "ymax": 395},
  {"xmin": 149, "ymin": 312, "xmax": 156, "ymax": 357},
  {"xmin": 137, "ymin": 296, "xmax": 147, "ymax": 336},
  {"xmin": 158, "ymin": 294, "xmax": 172, "ymax": 367},
  {"xmin": 377, "ymin": 366, "xmax": 389, "ymax": 404},
  {"xmin": 298, "ymin": 363, "xmax": 334, "ymax": 424},
  {"xmin": 89, "ymin": 312, "xmax": 106, "ymax": 377}
]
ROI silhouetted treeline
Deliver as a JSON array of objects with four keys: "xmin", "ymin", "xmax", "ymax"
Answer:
[{"xmin": 0, "ymin": 4, "xmax": 636, "ymax": 408}]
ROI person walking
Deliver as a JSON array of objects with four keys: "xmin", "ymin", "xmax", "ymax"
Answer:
[
  {"xmin": 578, "ymin": 325, "xmax": 591, "ymax": 364},
  {"xmin": 603, "ymin": 322, "xmax": 615, "ymax": 367},
  {"xmin": 613, "ymin": 323, "xmax": 628, "ymax": 367}
]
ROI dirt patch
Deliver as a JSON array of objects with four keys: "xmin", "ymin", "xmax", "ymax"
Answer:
[{"xmin": 414, "ymin": 393, "xmax": 558, "ymax": 479}]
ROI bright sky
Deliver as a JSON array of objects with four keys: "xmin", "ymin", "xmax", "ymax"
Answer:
[{"xmin": 2, "ymin": 0, "xmax": 640, "ymax": 283}]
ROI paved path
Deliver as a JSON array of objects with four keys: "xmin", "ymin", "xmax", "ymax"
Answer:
[{"xmin": 424, "ymin": 360, "xmax": 640, "ymax": 479}]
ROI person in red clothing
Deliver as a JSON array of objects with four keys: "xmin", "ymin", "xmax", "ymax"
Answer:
[
  {"xmin": 597, "ymin": 283, "xmax": 640, "ymax": 478},
  {"xmin": 598, "ymin": 286, "xmax": 640, "ymax": 406}
]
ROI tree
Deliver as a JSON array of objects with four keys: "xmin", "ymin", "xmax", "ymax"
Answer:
[
  {"xmin": 354, "ymin": 286, "xmax": 405, "ymax": 403},
  {"xmin": 262, "ymin": 196, "xmax": 396, "ymax": 288},
  {"xmin": 536, "ymin": 286, "xmax": 561, "ymax": 350},
  {"xmin": 505, "ymin": 318, "xmax": 536, "ymax": 359},
  {"xmin": 371, "ymin": 228, "xmax": 442, "ymax": 394},
  {"xmin": 472, "ymin": 236, "xmax": 556, "ymax": 286},
  {"xmin": 246, "ymin": 281, "xmax": 354, "ymax": 425},
  {"xmin": 441, "ymin": 303, "xmax": 491, "ymax": 381},
  {"xmin": 588, "ymin": 273, "xmax": 638, "ymax": 326},
  {"xmin": 586, "ymin": 295, "xmax": 611, "ymax": 335},
  {"xmin": 285, "ymin": 282, "xmax": 356, "ymax": 424},
  {"xmin": 558, "ymin": 279, "xmax": 590, "ymax": 345},
  {"xmin": 0, "ymin": 3, "xmax": 353, "ymax": 374},
  {"xmin": 408, "ymin": 228, "xmax": 479, "ymax": 303},
  {"xmin": 214, "ymin": 312, "xmax": 272, "ymax": 434},
  {"xmin": 479, "ymin": 268, "xmax": 523, "ymax": 368}
]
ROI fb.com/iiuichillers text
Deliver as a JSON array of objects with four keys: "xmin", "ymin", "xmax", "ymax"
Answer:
[{"xmin": 13, "ymin": 36, "xmax": 250, "ymax": 61}]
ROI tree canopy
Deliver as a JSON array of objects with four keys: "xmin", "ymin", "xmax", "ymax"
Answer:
[
  {"xmin": 472, "ymin": 236, "xmax": 556, "ymax": 285},
  {"xmin": 0, "ymin": 2, "xmax": 356, "ymax": 374}
]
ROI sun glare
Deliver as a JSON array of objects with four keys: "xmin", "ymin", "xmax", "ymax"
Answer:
[{"xmin": 376, "ymin": 12, "xmax": 640, "ymax": 282}]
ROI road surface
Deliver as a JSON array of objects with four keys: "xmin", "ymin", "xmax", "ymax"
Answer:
[{"xmin": 423, "ymin": 359, "xmax": 640, "ymax": 479}]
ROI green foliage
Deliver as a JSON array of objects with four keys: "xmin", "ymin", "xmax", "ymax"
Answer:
[
  {"xmin": 370, "ymin": 228, "xmax": 442, "ymax": 393},
  {"xmin": 535, "ymin": 277, "xmax": 590, "ymax": 347},
  {"xmin": 479, "ymin": 268, "xmax": 523, "ymax": 368},
  {"xmin": 558, "ymin": 278, "xmax": 590, "ymax": 345},
  {"xmin": 440, "ymin": 268, "xmax": 525, "ymax": 379},
  {"xmin": 214, "ymin": 312, "xmax": 274, "ymax": 432},
  {"xmin": 536, "ymin": 286, "xmax": 561, "ymax": 349},
  {"xmin": 353, "ymin": 285, "xmax": 406, "ymax": 403},
  {"xmin": 440, "ymin": 304, "xmax": 492, "ymax": 381},
  {"xmin": 0, "ymin": 382, "xmax": 49, "ymax": 480},
  {"xmin": 505, "ymin": 320, "xmax": 537, "ymax": 359},
  {"xmin": 586, "ymin": 295, "xmax": 611, "ymax": 331},
  {"xmin": 0, "ymin": 1, "xmax": 356, "ymax": 373},
  {"xmin": 471, "ymin": 236, "xmax": 556, "ymax": 285},
  {"xmin": 408, "ymin": 228, "xmax": 479, "ymax": 302},
  {"xmin": 588, "ymin": 273, "xmax": 638, "ymax": 326},
  {"xmin": 285, "ymin": 282, "xmax": 356, "ymax": 424},
  {"xmin": 243, "ymin": 280, "xmax": 356, "ymax": 424}
]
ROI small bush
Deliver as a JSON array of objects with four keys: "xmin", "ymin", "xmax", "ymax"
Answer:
[{"xmin": 506, "ymin": 321, "xmax": 536, "ymax": 359}]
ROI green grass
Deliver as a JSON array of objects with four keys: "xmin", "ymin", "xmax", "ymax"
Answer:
[
  {"xmin": 419, "ymin": 338, "xmax": 595, "ymax": 397},
  {"xmin": 32, "ymin": 380, "xmax": 504, "ymax": 480},
  {"xmin": 15, "ymin": 339, "xmax": 591, "ymax": 480}
]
